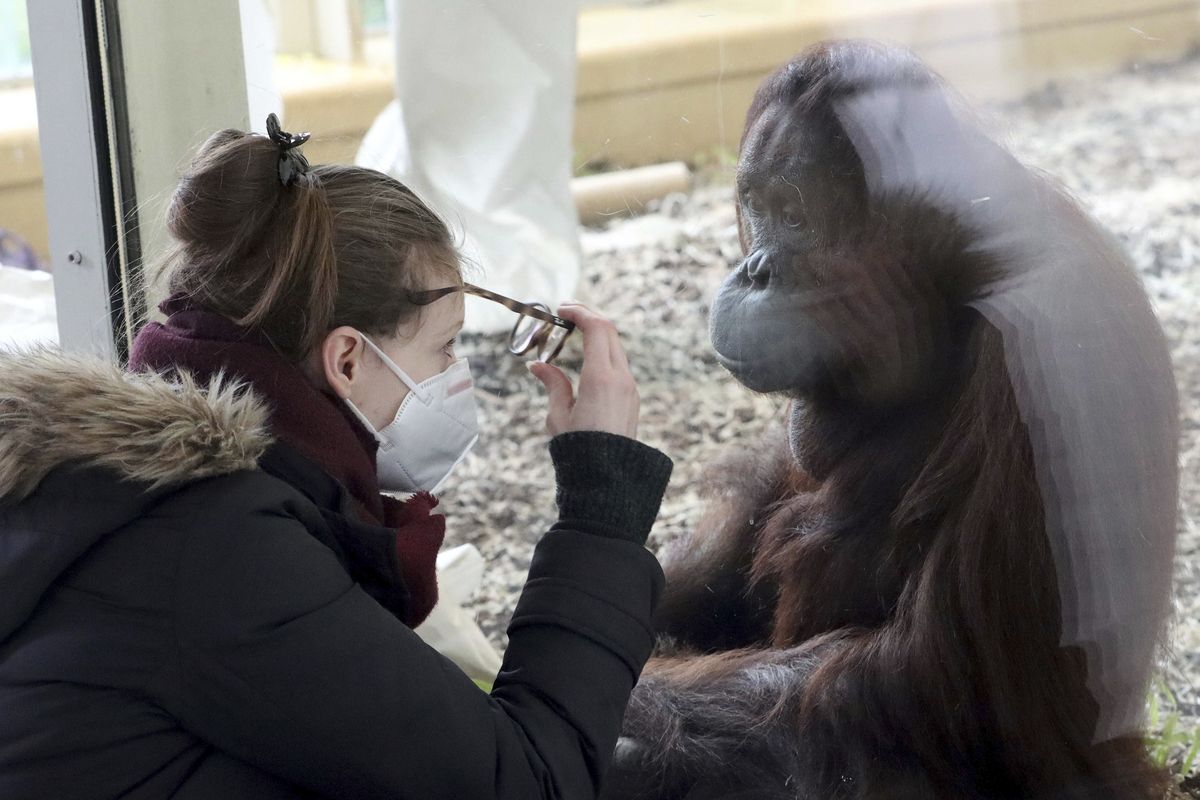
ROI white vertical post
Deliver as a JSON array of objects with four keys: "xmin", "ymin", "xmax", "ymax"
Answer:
[
  {"xmin": 267, "ymin": 0, "xmax": 317, "ymax": 57},
  {"xmin": 268, "ymin": 0, "xmax": 362, "ymax": 63},
  {"xmin": 314, "ymin": 0, "xmax": 362, "ymax": 63},
  {"xmin": 27, "ymin": 0, "xmax": 120, "ymax": 357}
]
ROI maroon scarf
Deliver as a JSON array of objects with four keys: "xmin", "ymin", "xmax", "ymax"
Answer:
[{"xmin": 128, "ymin": 296, "xmax": 443, "ymax": 627}]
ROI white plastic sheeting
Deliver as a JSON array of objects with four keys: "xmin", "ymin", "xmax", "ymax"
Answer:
[
  {"xmin": 414, "ymin": 543, "xmax": 504, "ymax": 684},
  {"xmin": 357, "ymin": 0, "xmax": 582, "ymax": 333},
  {"xmin": 0, "ymin": 265, "xmax": 57, "ymax": 347}
]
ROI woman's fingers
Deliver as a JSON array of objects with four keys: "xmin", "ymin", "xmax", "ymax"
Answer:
[
  {"xmin": 528, "ymin": 361, "xmax": 574, "ymax": 436},
  {"xmin": 532, "ymin": 303, "xmax": 641, "ymax": 439},
  {"xmin": 608, "ymin": 323, "xmax": 631, "ymax": 374},
  {"xmin": 557, "ymin": 302, "xmax": 617, "ymax": 370}
]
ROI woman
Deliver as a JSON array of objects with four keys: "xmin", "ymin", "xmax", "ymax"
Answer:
[{"xmin": 0, "ymin": 117, "xmax": 672, "ymax": 799}]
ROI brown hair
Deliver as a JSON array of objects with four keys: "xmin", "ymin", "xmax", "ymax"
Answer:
[{"xmin": 160, "ymin": 127, "xmax": 461, "ymax": 360}]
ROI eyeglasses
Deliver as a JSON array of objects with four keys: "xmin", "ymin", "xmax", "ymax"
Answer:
[{"xmin": 409, "ymin": 283, "xmax": 576, "ymax": 365}]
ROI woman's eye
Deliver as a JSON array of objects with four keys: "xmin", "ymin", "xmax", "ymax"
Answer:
[{"xmin": 442, "ymin": 339, "xmax": 456, "ymax": 355}]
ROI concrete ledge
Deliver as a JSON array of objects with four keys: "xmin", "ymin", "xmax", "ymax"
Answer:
[
  {"xmin": 3, "ymin": 0, "xmax": 1198, "ymax": 257},
  {"xmin": 577, "ymin": 0, "xmax": 1195, "ymax": 96}
]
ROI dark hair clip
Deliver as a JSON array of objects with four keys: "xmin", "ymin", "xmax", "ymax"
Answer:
[{"xmin": 265, "ymin": 113, "xmax": 312, "ymax": 187}]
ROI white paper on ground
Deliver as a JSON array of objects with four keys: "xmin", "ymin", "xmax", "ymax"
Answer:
[
  {"xmin": 357, "ymin": 0, "xmax": 582, "ymax": 334},
  {"xmin": 0, "ymin": 265, "xmax": 58, "ymax": 347},
  {"xmin": 414, "ymin": 543, "xmax": 504, "ymax": 684}
]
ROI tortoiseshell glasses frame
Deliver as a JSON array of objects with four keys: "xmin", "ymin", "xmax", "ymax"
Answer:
[{"xmin": 409, "ymin": 283, "xmax": 577, "ymax": 365}]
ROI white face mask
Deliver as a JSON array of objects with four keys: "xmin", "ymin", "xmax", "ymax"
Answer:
[{"xmin": 343, "ymin": 334, "xmax": 480, "ymax": 495}]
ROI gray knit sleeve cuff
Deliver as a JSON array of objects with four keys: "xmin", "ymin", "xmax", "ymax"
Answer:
[{"xmin": 547, "ymin": 431, "xmax": 673, "ymax": 545}]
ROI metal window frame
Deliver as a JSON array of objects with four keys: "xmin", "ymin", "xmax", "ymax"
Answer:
[
  {"xmin": 28, "ymin": 0, "xmax": 251, "ymax": 362},
  {"xmin": 27, "ymin": 0, "xmax": 141, "ymax": 360}
]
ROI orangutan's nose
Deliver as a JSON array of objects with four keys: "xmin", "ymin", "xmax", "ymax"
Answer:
[{"xmin": 742, "ymin": 249, "xmax": 772, "ymax": 287}]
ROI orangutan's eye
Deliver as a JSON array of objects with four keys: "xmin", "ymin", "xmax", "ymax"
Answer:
[
  {"xmin": 783, "ymin": 204, "xmax": 805, "ymax": 229},
  {"xmin": 743, "ymin": 192, "xmax": 765, "ymax": 217}
]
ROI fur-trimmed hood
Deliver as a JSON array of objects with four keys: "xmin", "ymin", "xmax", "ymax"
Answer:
[{"xmin": 0, "ymin": 347, "xmax": 271, "ymax": 504}]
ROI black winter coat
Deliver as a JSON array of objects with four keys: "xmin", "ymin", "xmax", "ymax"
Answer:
[{"xmin": 0, "ymin": 348, "xmax": 671, "ymax": 799}]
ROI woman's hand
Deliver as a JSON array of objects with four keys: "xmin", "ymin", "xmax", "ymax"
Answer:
[{"xmin": 527, "ymin": 302, "xmax": 640, "ymax": 439}]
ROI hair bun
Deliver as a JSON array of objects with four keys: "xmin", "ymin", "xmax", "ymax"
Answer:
[
  {"xmin": 162, "ymin": 125, "xmax": 337, "ymax": 357},
  {"xmin": 166, "ymin": 128, "xmax": 286, "ymax": 261},
  {"xmin": 158, "ymin": 121, "xmax": 459, "ymax": 363}
]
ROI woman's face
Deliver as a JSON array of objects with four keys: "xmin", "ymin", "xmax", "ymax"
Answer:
[
  {"xmin": 360, "ymin": 292, "xmax": 466, "ymax": 429},
  {"xmin": 316, "ymin": 291, "xmax": 466, "ymax": 431}
]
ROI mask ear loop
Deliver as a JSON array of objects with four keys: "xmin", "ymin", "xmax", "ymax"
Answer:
[
  {"xmin": 359, "ymin": 334, "xmax": 432, "ymax": 405},
  {"xmin": 342, "ymin": 396, "xmax": 389, "ymax": 448}
]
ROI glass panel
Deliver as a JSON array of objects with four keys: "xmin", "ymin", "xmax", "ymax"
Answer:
[
  {"xmin": 0, "ymin": 0, "xmax": 32, "ymax": 81},
  {"xmin": 359, "ymin": 0, "xmax": 387, "ymax": 34},
  {"xmin": 51, "ymin": 1, "xmax": 1195, "ymax": 793},
  {"xmin": 0, "ymin": 0, "xmax": 54, "ymax": 346}
]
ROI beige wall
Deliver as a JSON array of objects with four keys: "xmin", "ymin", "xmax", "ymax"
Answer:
[
  {"xmin": 571, "ymin": 0, "xmax": 1200, "ymax": 165},
  {"xmin": 0, "ymin": 83, "xmax": 44, "ymax": 262},
  {"xmin": 4, "ymin": 0, "xmax": 1198, "ymax": 259}
]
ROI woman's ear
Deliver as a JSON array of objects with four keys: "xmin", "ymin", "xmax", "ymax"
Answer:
[{"xmin": 319, "ymin": 326, "xmax": 364, "ymax": 400}]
